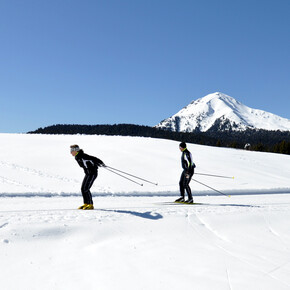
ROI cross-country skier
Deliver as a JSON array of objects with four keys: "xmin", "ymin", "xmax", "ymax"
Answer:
[
  {"xmin": 70, "ymin": 145, "xmax": 105, "ymax": 210},
  {"xmin": 175, "ymin": 142, "xmax": 195, "ymax": 204}
]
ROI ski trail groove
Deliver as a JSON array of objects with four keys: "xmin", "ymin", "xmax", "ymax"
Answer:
[
  {"xmin": 226, "ymin": 268, "xmax": 233, "ymax": 290},
  {"xmin": 194, "ymin": 212, "xmax": 231, "ymax": 243},
  {"xmin": 0, "ymin": 222, "xmax": 8, "ymax": 229},
  {"xmin": 188, "ymin": 212, "xmax": 290, "ymax": 288},
  {"xmin": 262, "ymin": 213, "xmax": 289, "ymax": 251},
  {"xmin": 267, "ymin": 260, "xmax": 290, "ymax": 275},
  {"xmin": 0, "ymin": 161, "xmax": 79, "ymax": 183},
  {"xmin": 0, "ymin": 175, "xmax": 38, "ymax": 189}
]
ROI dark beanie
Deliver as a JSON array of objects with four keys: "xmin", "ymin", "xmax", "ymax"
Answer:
[{"xmin": 179, "ymin": 142, "xmax": 186, "ymax": 149}]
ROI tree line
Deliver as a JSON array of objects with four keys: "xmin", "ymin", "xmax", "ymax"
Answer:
[{"xmin": 28, "ymin": 124, "xmax": 290, "ymax": 155}]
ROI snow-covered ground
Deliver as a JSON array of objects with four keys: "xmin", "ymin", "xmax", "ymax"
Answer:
[{"xmin": 1, "ymin": 133, "xmax": 290, "ymax": 290}]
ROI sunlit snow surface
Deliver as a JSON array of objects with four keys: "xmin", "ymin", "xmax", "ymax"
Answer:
[{"xmin": 1, "ymin": 134, "xmax": 290, "ymax": 290}]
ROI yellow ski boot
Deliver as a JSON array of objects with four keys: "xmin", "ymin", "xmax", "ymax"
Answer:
[
  {"xmin": 83, "ymin": 204, "xmax": 94, "ymax": 210},
  {"xmin": 78, "ymin": 204, "xmax": 88, "ymax": 209}
]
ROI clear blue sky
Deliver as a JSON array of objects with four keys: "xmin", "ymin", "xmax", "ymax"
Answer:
[{"xmin": 1, "ymin": 0, "xmax": 289, "ymax": 133}]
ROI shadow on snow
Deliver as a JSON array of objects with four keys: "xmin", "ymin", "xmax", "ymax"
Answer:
[{"xmin": 99, "ymin": 209, "xmax": 163, "ymax": 220}]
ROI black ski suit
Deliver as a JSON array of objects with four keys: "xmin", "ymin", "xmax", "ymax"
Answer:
[
  {"xmin": 179, "ymin": 148, "xmax": 195, "ymax": 199},
  {"xmin": 75, "ymin": 150, "xmax": 104, "ymax": 204}
]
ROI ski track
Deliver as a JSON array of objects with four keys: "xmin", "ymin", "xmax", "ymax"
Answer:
[
  {"xmin": 226, "ymin": 268, "xmax": 233, "ymax": 290},
  {"xmin": 193, "ymin": 211, "xmax": 232, "ymax": 243},
  {"xmin": 262, "ymin": 213, "xmax": 289, "ymax": 249},
  {"xmin": 187, "ymin": 211, "xmax": 290, "ymax": 288},
  {"xmin": 267, "ymin": 260, "xmax": 290, "ymax": 275},
  {"xmin": 262, "ymin": 213, "xmax": 290, "ymax": 278},
  {"xmin": 0, "ymin": 161, "xmax": 79, "ymax": 184},
  {"xmin": 0, "ymin": 222, "xmax": 8, "ymax": 229},
  {"xmin": 0, "ymin": 175, "xmax": 39, "ymax": 189},
  {"xmin": 1, "ymin": 195, "xmax": 290, "ymax": 289},
  {"xmin": 187, "ymin": 212, "xmax": 235, "ymax": 288}
]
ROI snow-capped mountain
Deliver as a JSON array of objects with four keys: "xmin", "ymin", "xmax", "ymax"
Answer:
[{"xmin": 156, "ymin": 92, "xmax": 290, "ymax": 132}]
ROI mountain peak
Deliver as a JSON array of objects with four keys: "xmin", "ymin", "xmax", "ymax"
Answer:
[{"xmin": 157, "ymin": 93, "xmax": 290, "ymax": 132}]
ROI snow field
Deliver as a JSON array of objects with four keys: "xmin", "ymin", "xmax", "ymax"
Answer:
[
  {"xmin": 0, "ymin": 133, "xmax": 289, "ymax": 196},
  {"xmin": 0, "ymin": 133, "xmax": 290, "ymax": 289},
  {"xmin": 1, "ymin": 195, "xmax": 290, "ymax": 290}
]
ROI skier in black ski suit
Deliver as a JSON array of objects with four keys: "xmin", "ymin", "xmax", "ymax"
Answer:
[
  {"xmin": 70, "ymin": 145, "xmax": 105, "ymax": 210},
  {"xmin": 176, "ymin": 142, "xmax": 195, "ymax": 204}
]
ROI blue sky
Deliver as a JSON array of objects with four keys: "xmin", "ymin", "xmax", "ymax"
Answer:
[{"xmin": 1, "ymin": 0, "xmax": 289, "ymax": 133}]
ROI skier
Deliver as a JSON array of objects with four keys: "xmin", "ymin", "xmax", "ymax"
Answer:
[
  {"xmin": 175, "ymin": 142, "xmax": 195, "ymax": 204},
  {"xmin": 70, "ymin": 145, "xmax": 105, "ymax": 210}
]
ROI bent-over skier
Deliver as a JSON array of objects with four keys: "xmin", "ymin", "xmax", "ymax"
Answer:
[
  {"xmin": 70, "ymin": 145, "xmax": 105, "ymax": 210},
  {"xmin": 175, "ymin": 142, "xmax": 196, "ymax": 204}
]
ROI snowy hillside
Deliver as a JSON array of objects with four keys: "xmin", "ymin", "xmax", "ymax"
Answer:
[
  {"xmin": 1, "ymin": 134, "xmax": 290, "ymax": 290},
  {"xmin": 1, "ymin": 133, "xmax": 290, "ymax": 196},
  {"xmin": 157, "ymin": 92, "xmax": 290, "ymax": 132}
]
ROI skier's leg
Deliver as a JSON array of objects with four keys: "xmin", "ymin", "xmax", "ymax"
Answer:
[
  {"xmin": 81, "ymin": 173, "xmax": 97, "ymax": 204},
  {"xmin": 185, "ymin": 172, "xmax": 194, "ymax": 200},
  {"xmin": 87, "ymin": 173, "xmax": 97, "ymax": 204},
  {"xmin": 179, "ymin": 172, "xmax": 186, "ymax": 198},
  {"xmin": 81, "ymin": 175, "xmax": 90, "ymax": 204}
]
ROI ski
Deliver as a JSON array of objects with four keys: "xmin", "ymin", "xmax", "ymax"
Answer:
[
  {"xmin": 155, "ymin": 201, "xmax": 206, "ymax": 206},
  {"xmin": 174, "ymin": 201, "xmax": 201, "ymax": 205}
]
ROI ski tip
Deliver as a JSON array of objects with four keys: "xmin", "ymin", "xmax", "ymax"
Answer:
[{"xmin": 232, "ymin": 176, "xmax": 235, "ymax": 179}]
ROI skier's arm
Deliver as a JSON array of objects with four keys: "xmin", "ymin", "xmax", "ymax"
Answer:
[
  {"xmin": 186, "ymin": 152, "xmax": 194, "ymax": 173},
  {"xmin": 92, "ymin": 156, "xmax": 105, "ymax": 167}
]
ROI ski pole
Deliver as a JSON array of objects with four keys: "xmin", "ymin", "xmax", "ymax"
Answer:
[
  {"xmin": 195, "ymin": 173, "xmax": 234, "ymax": 179},
  {"xmin": 104, "ymin": 167, "xmax": 143, "ymax": 186},
  {"xmin": 192, "ymin": 178, "xmax": 231, "ymax": 198},
  {"xmin": 106, "ymin": 166, "xmax": 158, "ymax": 186}
]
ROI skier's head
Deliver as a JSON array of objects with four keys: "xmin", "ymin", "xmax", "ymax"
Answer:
[
  {"xmin": 70, "ymin": 144, "xmax": 80, "ymax": 156},
  {"xmin": 179, "ymin": 142, "xmax": 187, "ymax": 151}
]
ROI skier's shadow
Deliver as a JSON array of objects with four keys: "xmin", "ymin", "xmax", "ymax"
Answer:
[{"xmin": 99, "ymin": 209, "xmax": 163, "ymax": 220}]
